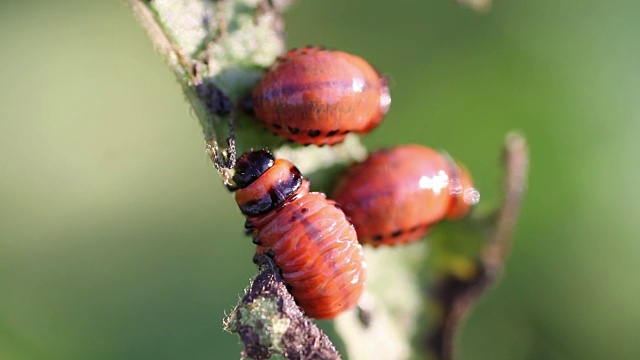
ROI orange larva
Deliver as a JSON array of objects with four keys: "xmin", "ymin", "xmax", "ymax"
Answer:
[
  {"xmin": 333, "ymin": 145, "xmax": 480, "ymax": 246},
  {"xmin": 232, "ymin": 150, "xmax": 367, "ymax": 319},
  {"xmin": 251, "ymin": 46, "xmax": 391, "ymax": 146}
]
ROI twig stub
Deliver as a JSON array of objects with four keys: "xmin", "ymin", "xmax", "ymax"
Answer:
[
  {"xmin": 425, "ymin": 132, "xmax": 530, "ymax": 360},
  {"xmin": 225, "ymin": 255, "xmax": 341, "ymax": 360}
]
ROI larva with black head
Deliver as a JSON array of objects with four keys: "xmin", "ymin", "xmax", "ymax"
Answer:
[{"xmin": 231, "ymin": 149, "xmax": 367, "ymax": 319}]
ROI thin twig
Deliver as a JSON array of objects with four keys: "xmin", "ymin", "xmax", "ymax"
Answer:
[
  {"xmin": 427, "ymin": 132, "xmax": 529, "ymax": 360},
  {"xmin": 225, "ymin": 255, "xmax": 341, "ymax": 360}
]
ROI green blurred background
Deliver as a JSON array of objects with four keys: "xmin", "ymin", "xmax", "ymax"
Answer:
[{"xmin": 1, "ymin": 0, "xmax": 639, "ymax": 359}]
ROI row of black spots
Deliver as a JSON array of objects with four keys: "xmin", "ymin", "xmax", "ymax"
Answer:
[
  {"xmin": 268, "ymin": 123, "xmax": 349, "ymax": 139},
  {"xmin": 275, "ymin": 45, "xmax": 328, "ymax": 64},
  {"xmin": 268, "ymin": 132, "xmax": 350, "ymax": 147},
  {"xmin": 370, "ymin": 224, "xmax": 427, "ymax": 243}
]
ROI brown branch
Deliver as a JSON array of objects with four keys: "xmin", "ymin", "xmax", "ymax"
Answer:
[
  {"xmin": 427, "ymin": 132, "xmax": 530, "ymax": 360},
  {"xmin": 224, "ymin": 255, "xmax": 341, "ymax": 360}
]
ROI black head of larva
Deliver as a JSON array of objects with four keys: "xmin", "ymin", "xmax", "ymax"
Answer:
[{"xmin": 232, "ymin": 150, "xmax": 275, "ymax": 189}]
